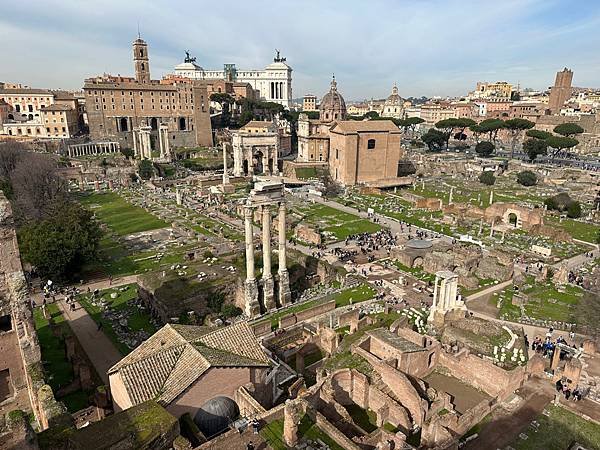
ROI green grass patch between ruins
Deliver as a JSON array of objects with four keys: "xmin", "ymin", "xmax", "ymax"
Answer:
[
  {"xmin": 77, "ymin": 191, "xmax": 168, "ymax": 236},
  {"xmin": 511, "ymin": 404, "xmax": 600, "ymax": 450},
  {"xmin": 77, "ymin": 284, "xmax": 157, "ymax": 355}
]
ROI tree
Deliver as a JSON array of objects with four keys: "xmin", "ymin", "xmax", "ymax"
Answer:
[
  {"xmin": 523, "ymin": 138, "xmax": 548, "ymax": 161},
  {"xmin": 566, "ymin": 201, "xmax": 582, "ymax": 218},
  {"xmin": 397, "ymin": 117, "xmax": 424, "ymax": 137},
  {"xmin": 364, "ymin": 111, "xmax": 380, "ymax": 119},
  {"xmin": 479, "ymin": 171, "xmax": 496, "ymax": 185},
  {"xmin": 516, "ymin": 170, "xmax": 538, "ymax": 186},
  {"xmin": 545, "ymin": 192, "xmax": 576, "ymax": 212},
  {"xmin": 469, "ymin": 124, "xmax": 483, "ymax": 143},
  {"xmin": 421, "ymin": 129, "xmax": 446, "ymax": 151},
  {"xmin": 19, "ymin": 200, "xmax": 101, "ymax": 280},
  {"xmin": 478, "ymin": 119, "xmax": 504, "ymax": 143},
  {"xmin": 10, "ymin": 152, "xmax": 68, "ymax": 222},
  {"xmin": 554, "ymin": 122, "xmax": 584, "ymax": 137},
  {"xmin": 210, "ymin": 93, "xmax": 235, "ymax": 128},
  {"xmin": 475, "ymin": 141, "xmax": 495, "ymax": 157},
  {"xmin": 546, "ymin": 135, "xmax": 579, "ymax": 157},
  {"xmin": 526, "ymin": 129, "xmax": 552, "ymax": 140},
  {"xmin": 435, "ymin": 118, "xmax": 476, "ymax": 149},
  {"xmin": 503, "ymin": 118, "xmax": 534, "ymax": 159},
  {"xmin": 138, "ymin": 159, "xmax": 154, "ymax": 180},
  {"xmin": 120, "ymin": 147, "xmax": 134, "ymax": 159}
]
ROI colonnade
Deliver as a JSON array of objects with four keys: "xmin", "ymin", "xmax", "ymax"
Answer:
[
  {"xmin": 270, "ymin": 81, "xmax": 286, "ymax": 100},
  {"xmin": 68, "ymin": 142, "xmax": 120, "ymax": 158},
  {"xmin": 244, "ymin": 201, "xmax": 291, "ymax": 316},
  {"xmin": 429, "ymin": 270, "xmax": 464, "ymax": 322},
  {"xmin": 132, "ymin": 124, "xmax": 172, "ymax": 160}
]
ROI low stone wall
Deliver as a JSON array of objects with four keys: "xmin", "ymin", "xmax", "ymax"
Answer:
[
  {"xmin": 438, "ymin": 349, "xmax": 525, "ymax": 400},
  {"xmin": 278, "ymin": 300, "xmax": 336, "ymax": 329},
  {"xmin": 251, "ymin": 321, "xmax": 271, "ymax": 338},
  {"xmin": 235, "ymin": 386, "xmax": 267, "ymax": 418},
  {"xmin": 309, "ymin": 409, "xmax": 362, "ymax": 450}
]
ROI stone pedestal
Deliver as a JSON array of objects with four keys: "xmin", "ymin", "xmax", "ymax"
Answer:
[
  {"xmin": 278, "ymin": 269, "xmax": 292, "ymax": 306},
  {"xmin": 263, "ymin": 277, "xmax": 276, "ymax": 311},
  {"xmin": 244, "ymin": 280, "xmax": 260, "ymax": 317}
]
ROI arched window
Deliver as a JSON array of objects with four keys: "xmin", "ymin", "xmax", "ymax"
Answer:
[
  {"xmin": 120, "ymin": 117, "xmax": 129, "ymax": 132},
  {"xmin": 141, "ymin": 63, "xmax": 145, "ymax": 71},
  {"xmin": 140, "ymin": 49, "xmax": 144, "ymax": 57}
]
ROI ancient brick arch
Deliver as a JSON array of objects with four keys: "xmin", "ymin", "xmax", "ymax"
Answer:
[{"xmin": 484, "ymin": 202, "xmax": 543, "ymax": 230}]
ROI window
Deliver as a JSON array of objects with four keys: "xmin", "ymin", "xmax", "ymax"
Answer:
[
  {"xmin": 335, "ymin": 149, "xmax": 339, "ymax": 159},
  {"xmin": 367, "ymin": 139, "xmax": 376, "ymax": 149}
]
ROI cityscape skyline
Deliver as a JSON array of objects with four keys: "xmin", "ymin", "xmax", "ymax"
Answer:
[{"xmin": 2, "ymin": 0, "xmax": 600, "ymax": 99}]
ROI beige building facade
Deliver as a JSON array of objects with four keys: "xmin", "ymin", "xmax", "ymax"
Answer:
[{"xmin": 84, "ymin": 37, "xmax": 213, "ymax": 153}]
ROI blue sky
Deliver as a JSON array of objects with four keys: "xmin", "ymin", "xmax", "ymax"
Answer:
[{"xmin": 1, "ymin": 0, "xmax": 599, "ymax": 100}]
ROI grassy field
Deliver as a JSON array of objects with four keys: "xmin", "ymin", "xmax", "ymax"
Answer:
[
  {"xmin": 523, "ymin": 280, "xmax": 584, "ymax": 323},
  {"xmin": 258, "ymin": 283, "xmax": 376, "ymax": 330},
  {"xmin": 78, "ymin": 191, "xmax": 168, "ymax": 236},
  {"xmin": 344, "ymin": 404, "xmax": 378, "ymax": 433},
  {"xmin": 546, "ymin": 216, "xmax": 600, "ymax": 243},
  {"xmin": 293, "ymin": 203, "xmax": 381, "ymax": 241},
  {"xmin": 260, "ymin": 416, "xmax": 345, "ymax": 450},
  {"xmin": 33, "ymin": 304, "xmax": 95, "ymax": 413},
  {"xmin": 77, "ymin": 284, "xmax": 157, "ymax": 355},
  {"xmin": 511, "ymin": 404, "xmax": 600, "ymax": 450}
]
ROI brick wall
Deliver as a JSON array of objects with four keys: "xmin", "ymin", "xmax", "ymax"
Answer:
[
  {"xmin": 438, "ymin": 350, "xmax": 525, "ymax": 400},
  {"xmin": 278, "ymin": 300, "xmax": 336, "ymax": 328},
  {"xmin": 167, "ymin": 366, "xmax": 267, "ymax": 419}
]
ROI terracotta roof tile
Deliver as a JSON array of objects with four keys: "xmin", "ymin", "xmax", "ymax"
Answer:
[{"xmin": 109, "ymin": 322, "xmax": 269, "ymax": 407}]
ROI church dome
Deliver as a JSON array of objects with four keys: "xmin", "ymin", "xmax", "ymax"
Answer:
[
  {"xmin": 385, "ymin": 84, "xmax": 403, "ymax": 106},
  {"xmin": 319, "ymin": 75, "xmax": 347, "ymax": 122},
  {"xmin": 193, "ymin": 396, "xmax": 240, "ymax": 438}
]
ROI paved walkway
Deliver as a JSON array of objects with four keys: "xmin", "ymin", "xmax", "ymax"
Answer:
[{"xmin": 57, "ymin": 299, "xmax": 122, "ymax": 384}]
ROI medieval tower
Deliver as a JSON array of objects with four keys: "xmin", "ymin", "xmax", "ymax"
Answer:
[
  {"xmin": 133, "ymin": 37, "xmax": 150, "ymax": 83},
  {"xmin": 548, "ymin": 67, "xmax": 573, "ymax": 114}
]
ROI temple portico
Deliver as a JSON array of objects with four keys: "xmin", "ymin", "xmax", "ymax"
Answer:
[
  {"xmin": 243, "ymin": 181, "xmax": 291, "ymax": 317},
  {"xmin": 428, "ymin": 270, "xmax": 466, "ymax": 326}
]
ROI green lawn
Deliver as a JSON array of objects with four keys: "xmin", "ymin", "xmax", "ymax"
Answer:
[
  {"xmin": 78, "ymin": 191, "xmax": 168, "ymax": 236},
  {"xmin": 33, "ymin": 305, "xmax": 95, "ymax": 413},
  {"xmin": 260, "ymin": 416, "xmax": 345, "ymax": 450},
  {"xmin": 77, "ymin": 284, "xmax": 157, "ymax": 355},
  {"xmin": 523, "ymin": 280, "xmax": 584, "ymax": 323},
  {"xmin": 546, "ymin": 216, "xmax": 600, "ymax": 243},
  {"xmin": 511, "ymin": 404, "xmax": 600, "ymax": 450},
  {"xmin": 257, "ymin": 283, "xmax": 375, "ymax": 330},
  {"xmin": 293, "ymin": 203, "xmax": 381, "ymax": 241},
  {"xmin": 295, "ymin": 167, "xmax": 318, "ymax": 179},
  {"xmin": 33, "ymin": 305, "xmax": 73, "ymax": 390}
]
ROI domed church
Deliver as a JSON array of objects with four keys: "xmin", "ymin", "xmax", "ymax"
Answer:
[
  {"xmin": 319, "ymin": 75, "xmax": 347, "ymax": 122},
  {"xmin": 381, "ymin": 83, "xmax": 405, "ymax": 119}
]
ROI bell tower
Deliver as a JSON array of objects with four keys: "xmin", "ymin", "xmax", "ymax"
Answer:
[{"xmin": 133, "ymin": 37, "xmax": 150, "ymax": 83}]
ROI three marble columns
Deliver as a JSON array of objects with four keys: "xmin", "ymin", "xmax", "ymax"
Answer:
[{"xmin": 243, "ymin": 201, "xmax": 291, "ymax": 317}]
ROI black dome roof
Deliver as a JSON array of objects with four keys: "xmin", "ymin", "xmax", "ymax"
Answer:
[{"xmin": 193, "ymin": 396, "xmax": 239, "ymax": 438}]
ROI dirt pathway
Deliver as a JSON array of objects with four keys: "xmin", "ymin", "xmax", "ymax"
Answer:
[
  {"xmin": 465, "ymin": 378, "xmax": 554, "ymax": 450},
  {"xmin": 57, "ymin": 300, "xmax": 123, "ymax": 384}
]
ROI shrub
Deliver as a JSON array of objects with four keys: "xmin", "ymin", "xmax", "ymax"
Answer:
[
  {"xmin": 479, "ymin": 171, "xmax": 496, "ymax": 186},
  {"xmin": 516, "ymin": 170, "xmax": 538, "ymax": 186}
]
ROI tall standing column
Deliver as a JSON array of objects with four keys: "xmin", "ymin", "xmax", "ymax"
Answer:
[
  {"xmin": 262, "ymin": 205, "xmax": 275, "ymax": 310},
  {"xmin": 222, "ymin": 143, "xmax": 230, "ymax": 185},
  {"xmin": 158, "ymin": 125, "xmax": 165, "ymax": 159},
  {"xmin": 277, "ymin": 202, "xmax": 291, "ymax": 305},
  {"xmin": 244, "ymin": 205, "xmax": 260, "ymax": 316},
  {"xmin": 133, "ymin": 128, "xmax": 139, "ymax": 158}
]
